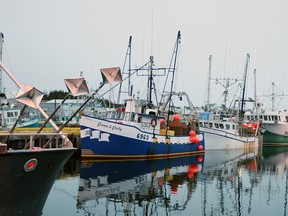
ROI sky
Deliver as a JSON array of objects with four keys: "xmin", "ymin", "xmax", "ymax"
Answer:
[{"xmin": 1, "ymin": 0, "xmax": 288, "ymax": 110}]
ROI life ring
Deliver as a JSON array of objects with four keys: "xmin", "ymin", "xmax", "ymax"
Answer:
[{"xmin": 151, "ymin": 118, "xmax": 157, "ymax": 127}]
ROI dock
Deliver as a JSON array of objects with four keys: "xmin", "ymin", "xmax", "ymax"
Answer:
[{"xmin": 0, "ymin": 127, "xmax": 81, "ymax": 158}]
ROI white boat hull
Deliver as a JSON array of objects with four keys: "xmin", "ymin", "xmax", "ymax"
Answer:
[{"xmin": 200, "ymin": 127, "xmax": 259, "ymax": 150}]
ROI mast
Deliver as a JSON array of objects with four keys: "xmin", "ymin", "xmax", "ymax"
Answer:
[
  {"xmin": 147, "ymin": 56, "xmax": 154, "ymax": 108},
  {"xmin": 117, "ymin": 36, "xmax": 132, "ymax": 104},
  {"xmin": 206, "ymin": 55, "xmax": 212, "ymax": 111},
  {"xmin": 253, "ymin": 69, "xmax": 257, "ymax": 111},
  {"xmin": 240, "ymin": 53, "xmax": 250, "ymax": 118},
  {"xmin": 165, "ymin": 31, "xmax": 181, "ymax": 132},
  {"xmin": 0, "ymin": 33, "xmax": 4, "ymax": 93}
]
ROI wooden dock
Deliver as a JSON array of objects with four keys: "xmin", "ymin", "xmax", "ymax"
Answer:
[{"xmin": 0, "ymin": 127, "xmax": 81, "ymax": 158}]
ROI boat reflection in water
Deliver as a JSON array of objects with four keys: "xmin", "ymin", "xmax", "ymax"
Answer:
[
  {"xmin": 78, "ymin": 154, "xmax": 204, "ymax": 215},
  {"xmin": 77, "ymin": 146, "xmax": 259, "ymax": 215}
]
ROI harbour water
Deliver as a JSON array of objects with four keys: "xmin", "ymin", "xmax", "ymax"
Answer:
[{"xmin": 42, "ymin": 146, "xmax": 288, "ymax": 216}]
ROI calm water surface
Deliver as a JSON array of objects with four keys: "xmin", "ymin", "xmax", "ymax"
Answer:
[{"xmin": 42, "ymin": 146, "xmax": 288, "ymax": 216}]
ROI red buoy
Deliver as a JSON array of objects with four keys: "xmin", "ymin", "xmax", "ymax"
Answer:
[
  {"xmin": 173, "ymin": 114, "xmax": 180, "ymax": 121},
  {"xmin": 189, "ymin": 130, "xmax": 196, "ymax": 137},
  {"xmin": 197, "ymin": 145, "xmax": 203, "ymax": 151}
]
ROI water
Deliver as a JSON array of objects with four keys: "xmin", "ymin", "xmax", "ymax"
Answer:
[{"xmin": 42, "ymin": 146, "xmax": 288, "ymax": 216}]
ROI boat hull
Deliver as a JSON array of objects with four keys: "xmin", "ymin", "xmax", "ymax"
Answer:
[
  {"xmin": 200, "ymin": 127, "xmax": 259, "ymax": 150},
  {"xmin": 0, "ymin": 148, "xmax": 76, "ymax": 216},
  {"xmin": 260, "ymin": 122, "xmax": 288, "ymax": 145},
  {"xmin": 80, "ymin": 115, "xmax": 205, "ymax": 159}
]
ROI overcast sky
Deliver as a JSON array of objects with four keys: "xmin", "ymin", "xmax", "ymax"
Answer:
[{"xmin": 1, "ymin": 0, "xmax": 288, "ymax": 110}]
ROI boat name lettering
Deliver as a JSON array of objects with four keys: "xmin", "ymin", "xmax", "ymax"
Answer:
[
  {"xmin": 109, "ymin": 125, "xmax": 122, "ymax": 132},
  {"xmin": 97, "ymin": 122, "xmax": 109, "ymax": 128},
  {"xmin": 137, "ymin": 133, "xmax": 149, "ymax": 140},
  {"xmin": 96, "ymin": 122, "xmax": 122, "ymax": 132},
  {"xmin": 141, "ymin": 122, "xmax": 151, "ymax": 128}
]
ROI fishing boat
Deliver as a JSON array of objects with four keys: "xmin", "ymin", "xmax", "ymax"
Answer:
[
  {"xmin": 244, "ymin": 110, "xmax": 288, "ymax": 145},
  {"xmin": 80, "ymin": 31, "xmax": 205, "ymax": 159},
  {"xmin": 0, "ymin": 133, "xmax": 76, "ymax": 216},
  {"xmin": 198, "ymin": 54, "xmax": 259, "ymax": 150},
  {"xmin": 244, "ymin": 82, "xmax": 288, "ymax": 145},
  {"xmin": 0, "ymin": 80, "xmax": 77, "ymax": 216},
  {"xmin": 0, "ymin": 105, "xmax": 39, "ymax": 129},
  {"xmin": 0, "ymin": 32, "xmax": 77, "ymax": 215}
]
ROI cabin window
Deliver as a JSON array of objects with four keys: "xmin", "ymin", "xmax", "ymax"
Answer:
[
  {"xmin": 264, "ymin": 116, "xmax": 268, "ymax": 121},
  {"xmin": 232, "ymin": 125, "xmax": 235, "ymax": 130},
  {"xmin": 259, "ymin": 115, "xmax": 263, "ymax": 120},
  {"xmin": 219, "ymin": 124, "xmax": 224, "ymax": 129},
  {"xmin": 148, "ymin": 111, "xmax": 157, "ymax": 115},
  {"xmin": 204, "ymin": 122, "xmax": 208, "ymax": 127},
  {"xmin": 7, "ymin": 112, "xmax": 13, "ymax": 117},
  {"xmin": 14, "ymin": 112, "xmax": 18, "ymax": 117},
  {"xmin": 209, "ymin": 122, "xmax": 213, "ymax": 128},
  {"xmin": 199, "ymin": 122, "xmax": 203, "ymax": 127},
  {"xmin": 226, "ymin": 124, "xmax": 230, "ymax": 130},
  {"xmin": 215, "ymin": 123, "xmax": 219, "ymax": 128}
]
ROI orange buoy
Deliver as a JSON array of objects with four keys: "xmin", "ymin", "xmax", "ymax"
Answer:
[
  {"xmin": 173, "ymin": 114, "xmax": 180, "ymax": 121},
  {"xmin": 242, "ymin": 123, "xmax": 248, "ymax": 128},
  {"xmin": 197, "ymin": 145, "xmax": 203, "ymax": 151},
  {"xmin": 189, "ymin": 130, "xmax": 196, "ymax": 137}
]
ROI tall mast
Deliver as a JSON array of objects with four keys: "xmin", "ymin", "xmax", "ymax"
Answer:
[
  {"xmin": 147, "ymin": 56, "xmax": 154, "ymax": 108},
  {"xmin": 117, "ymin": 36, "xmax": 132, "ymax": 104},
  {"xmin": 166, "ymin": 31, "xmax": 181, "ymax": 127},
  {"xmin": 0, "ymin": 33, "xmax": 4, "ymax": 93},
  {"xmin": 253, "ymin": 69, "xmax": 257, "ymax": 111},
  {"xmin": 240, "ymin": 53, "xmax": 250, "ymax": 117},
  {"xmin": 206, "ymin": 55, "xmax": 212, "ymax": 111}
]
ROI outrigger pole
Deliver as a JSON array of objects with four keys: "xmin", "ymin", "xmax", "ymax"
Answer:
[
  {"xmin": 37, "ymin": 77, "xmax": 89, "ymax": 133},
  {"xmin": 0, "ymin": 61, "xmax": 72, "ymax": 145},
  {"xmin": 43, "ymin": 67, "xmax": 123, "ymax": 147}
]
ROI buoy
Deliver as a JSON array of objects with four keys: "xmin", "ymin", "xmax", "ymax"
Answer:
[
  {"xmin": 231, "ymin": 116, "xmax": 235, "ymax": 122},
  {"xmin": 189, "ymin": 136, "xmax": 199, "ymax": 144},
  {"xmin": 173, "ymin": 114, "xmax": 180, "ymax": 121},
  {"xmin": 197, "ymin": 145, "xmax": 203, "ymax": 151},
  {"xmin": 252, "ymin": 122, "xmax": 258, "ymax": 128},
  {"xmin": 160, "ymin": 118, "xmax": 165, "ymax": 124},
  {"xmin": 189, "ymin": 130, "xmax": 196, "ymax": 137},
  {"xmin": 242, "ymin": 123, "xmax": 248, "ymax": 128},
  {"xmin": 247, "ymin": 123, "xmax": 252, "ymax": 127}
]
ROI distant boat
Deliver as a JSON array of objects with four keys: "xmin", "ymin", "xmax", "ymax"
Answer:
[
  {"xmin": 199, "ymin": 111, "xmax": 259, "ymax": 149},
  {"xmin": 244, "ymin": 82, "xmax": 288, "ymax": 145},
  {"xmin": 244, "ymin": 110, "xmax": 288, "ymax": 145},
  {"xmin": 0, "ymin": 106, "xmax": 39, "ymax": 129},
  {"xmin": 199, "ymin": 54, "xmax": 259, "ymax": 150},
  {"xmin": 80, "ymin": 31, "xmax": 205, "ymax": 159}
]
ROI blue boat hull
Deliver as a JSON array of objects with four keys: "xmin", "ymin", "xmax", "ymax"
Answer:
[{"xmin": 80, "ymin": 115, "xmax": 205, "ymax": 159}]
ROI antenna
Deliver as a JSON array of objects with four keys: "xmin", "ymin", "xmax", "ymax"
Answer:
[
  {"xmin": 0, "ymin": 33, "xmax": 4, "ymax": 93},
  {"xmin": 150, "ymin": 7, "xmax": 154, "ymax": 56}
]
